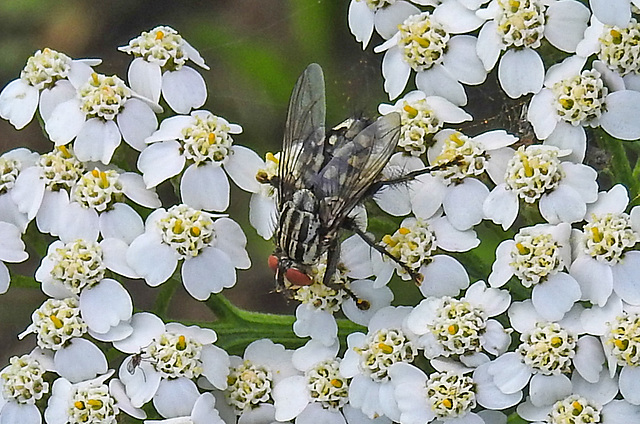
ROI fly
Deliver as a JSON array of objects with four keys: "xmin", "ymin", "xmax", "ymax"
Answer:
[{"xmin": 265, "ymin": 63, "xmax": 456, "ymax": 306}]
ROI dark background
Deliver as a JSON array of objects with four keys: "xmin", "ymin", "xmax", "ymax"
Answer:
[{"xmin": 0, "ymin": 0, "xmax": 392, "ymax": 365}]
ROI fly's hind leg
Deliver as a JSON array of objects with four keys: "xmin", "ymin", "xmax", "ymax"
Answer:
[
  {"xmin": 345, "ymin": 219, "xmax": 424, "ymax": 286},
  {"xmin": 322, "ymin": 240, "xmax": 371, "ymax": 311}
]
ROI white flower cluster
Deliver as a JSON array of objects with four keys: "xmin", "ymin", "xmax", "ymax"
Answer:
[{"xmin": 0, "ymin": 2, "xmax": 639, "ymax": 423}]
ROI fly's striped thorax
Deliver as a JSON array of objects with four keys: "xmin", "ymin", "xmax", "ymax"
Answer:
[{"xmin": 278, "ymin": 189, "xmax": 322, "ymax": 264}]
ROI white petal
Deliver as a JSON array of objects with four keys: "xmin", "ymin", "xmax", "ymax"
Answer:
[
  {"xmin": 182, "ymin": 247, "xmax": 236, "ymax": 299},
  {"xmin": 80, "ymin": 278, "xmax": 132, "ymax": 334},
  {"xmin": 531, "ymin": 272, "xmax": 581, "ymax": 321},
  {"xmin": 146, "ymin": 115, "xmax": 194, "ymax": 142},
  {"xmin": 119, "ymin": 172, "xmax": 161, "ymax": 208},
  {"xmin": 529, "ymin": 374, "xmax": 572, "ymax": 407},
  {"xmin": 128, "ymin": 58, "xmax": 162, "ymax": 103},
  {"xmin": 612, "ymin": 251, "xmax": 640, "ymax": 305},
  {"xmin": 562, "ymin": 163, "xmax": 598, "ymax": 203},
  {"xmin": 410, "ymin": 174, "xmax": 447, "ymax": 220},
  {"xmin": 544, "ymin": 0, "xmax": 590, "ymax": 52},
  {"xmin": 473, "ymin": 129, "xmax": 518, "ymax": 151},
  {"xmin": 153, "ymin": 378, "xmax": 200, "ymax": 418},
  {"xmin": 443, "ymin": 35, "xmax": 487, "ymax": 85},
  {"xmin": 0, "ymin": 79, "xmax": 38, "ymax": 129},
  {"xmin": 112, "ymin": 312, "xmax": 165, "ymax": 353},
  {"xmin": 181, "ymin": 163, "xmax": 229, "ymax": 212},
  {"xmin": 54, "ymin": 338, "xmax": 108, "ymax": 383},
  {"xmin": 11, "ymin": 166, "xmax": 45, "ymax": 220},
  {"xmin": 273, "ymin": 376, "xmax": 311, "ymax": 421},
  {"xmin": 488, "ymin": 352, "xmax": 531, "ymax": 394},
  {"xmin": 416, "ymin": 64, "xmax": 467, "ymax": 106},
  {"xmin": 213, "ymin": 217, "xmax": 250, "ymax": 269},
  {"xmin": 348, "ymin": 0, "xmax": 375, "ymax": 48},
  {"xmin": 483, "ymin": 184, "xmax": 519, "ymax": 230},
  {"xmin": 293, "ymin": 305, "xmax": 338, "ymax": 347},
  {"xmin": 570, "ymin": 255, "xmax": 613, "ymax": 306},
  {"xmin": 249, "ymin": 193, "xmax": 277, "ymax": 240},
  {"xmin": 588, "ymin": 184, "xmax": 629, "ymax": 216},
  {"xmin": 117, "ymin": 98, "xmax": 158, "ymax": 151},
  {"xmin": 0, "ymin": 222, "xmax": 27, "ymax": 263},
  {"xmin": 100, "ymin": 238, "xmax": 140, "ymax": 278},
  {"xmin": 429, "ymin": 95, "xmax": 472, "ymax": 123},
  {"xmin": 45, "ymin": 99, "xmax": 85, "ymax": 144},
  {"xmin": 99, "ymin": 203, "xmax": 145, "ymax": 243},
  {"xmin": 599, "ymin": 90, "xmax": 640, "ymax": 140},
  {"xmin": 127, "ymin": 233, "xmax": 178, "ymax": 286},
  {"xmin": 430, "ymin": 216, "xmax": 480, "ymax": 251},
  {"xmin": 434, "ymin": 0, "xmax": 485, "ymax": 33},
  {"xmin": 443, "ymin": 178, "xmax": 489, "ymax": 230},
  {"xmin": 573, "ymin": 335, "xmax": 605, "ymax": 384},
  {"xmin": 35, "ymin": 190, "xmax": 69, "ymax": 236},
  {"xmin": 589, "ymin": 0, "xmax": 631, "ymax": 27},
  {"xmin": 602, "ymin": 400, "xmax": 640, "ymax": 422},
  {"xmin": 224, "ymin": 145, "xmax": 264, "ymax": 192},
  {"xmin": 544, "ymin": 121, "xmax": 586, "ymax": 163},
  {"xmin": 571, "ymin": 367, "xmax": 618, "ymax": 405},
  {"xmin": 0, "ymin": 402, "xmax": 41, "ymax": 424},
  {"xmin": 419, "ymin": 255, "xmax": 469, "ymax": 297},
  {"xmin": 57, "ymin": 203, "xmax": 99, "ymax": 242},
  {"xmin": 498, "ymin": 48, "xmax": 544, "ymax": 98},
  {"xmin": 620, "ymin": 366, "xmax": 640, "ymax": 405},
  {"xmin": 488, "ymin": 240, "xmax": 515, "ymax": 288},
  {"xmin": 137, "ymin": 140, "xmax": 185, "ymax": 188},
  {"xmin": 580, "ymin": 296, "xmax": 622, "ymax": 336},
  {"xmin": 200, "ymin": 344, "xmax": 230, "ymax": 390},
  {"xmin": 539, "ymin": 185, "xmax": 587, "ymax": 224},
  {"xmin": 382, "ymin": 48, "xmax": 412, "ymax": 100},
  {"xmin": 40, "ymin": 80, "xmax": 76, "ymax": 122},
  {"xmin": 162, "ymin": 67, "xmax": 207, "ymax": 114},
  {"xmin": 475, "ymin": 363, "xmax": 522, "ymax": 409},
  {"xmin": 476, "ymin": 21, "xmax": 503, "ymax": 71},
  {"xmin": 74, "ymin": 118, "xmax": 121, "ymax": 164},
  {"xmin": 527, "ymin": 89, "xmax": 558, "ymax": 139},
  {"xmin": 374, "ymin": 1, "xmax": 420, "ymax": 39}
]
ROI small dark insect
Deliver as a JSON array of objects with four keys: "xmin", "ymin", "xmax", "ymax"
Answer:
[
  {"xmin": 266, "ymin": 64, "xmax": 451, "ymax": 305},
  {"xmin": 126, "ymin": 352, "xmax": 144, "ymax": 375}
]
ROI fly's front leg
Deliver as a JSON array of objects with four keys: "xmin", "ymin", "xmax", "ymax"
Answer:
[
  {"xmin": 346, "ymin": 220, "xmax": 424, "ymax": 285},
  {"xmin": 367, "ymin": 155, "xmax": 465, "ymax": 196},
  {"xmin": 322, "ymin": 239, "xmax": 371, "ymax": 310}
]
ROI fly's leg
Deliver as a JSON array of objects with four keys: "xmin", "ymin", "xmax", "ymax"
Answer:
[
  {"xmin": 346, "ymin": 220, "xmax": 424, "ymax": 285},
  {"xmin": 322, "ymin": 240, "xmax": 371, "ymax": 310},
  {"xmin": 367, "ymin": 155, "xmax": 464, "ymax": 195}
]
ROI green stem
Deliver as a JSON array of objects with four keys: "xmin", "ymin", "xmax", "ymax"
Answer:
[
  {"xmin": 152, "ymin": 275, "xmax": 180, "ymax": 316},
  {"xmin": 598, "ymin": 130, "xmax": 640, "ymax": 201},
  {"xmin": 183, "ymin": 294, "xmax": 366, "ymax": 355}
]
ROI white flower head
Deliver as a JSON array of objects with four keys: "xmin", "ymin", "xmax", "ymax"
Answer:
[
  {"xmin": 1, "ymin": 353, "xmax": 49, "ymax": 405},
  {"xmin": 406, "ymin": 281, "xmax": 512, "ymax": 362},
  {"xmin": 20, "ymin": 298, "xmax": 88, "ymax": 351},
  {"xmin": 374, "ymin": 9, "xmax": 488, "ymax": 105},
  {"xmin": 378, "ymin": 91, "xmax": 473, "ymax": 156},
  {"xmin": 377, "ymin": 215, "xmax": 473, "ymax": 297},
  {"xmin": 119, "ymin": 26, "xmax": 209, "ymax": 113},
  {"xmin": 139, "ymin": 110, "xmax": 263, "ymax": 212},
  {"xmin": 116, "ymin": 316, "xmax": 229, "ymax": 409},
  {"xmin": 126, "ymin": 205, "xmax": 250, "ymax": 300},
  {"xmin": 528, "ymin": 56, "xmax": 640, "ymax": 155},
  {"xmin": 476, "ymin": 0, "xmax": 590, "ymax": 98},
  {"xmin": 348, "ymin": 0, "xmax": 421, "ymax": 49},
  {"xmin": 44, "ymin": 71, "xmax": 161, "ymax": 164},
  {"xmin": 0, "ymin": 48, "xmax": 101, "ymax": 130},
  {"xmin": 570, "ymin": 184, "xmax": 640, "ymax": 308},
  {"xmin": 409, "ymin": 128, "xmax": 516, "ymax": 231},
  {"xmin": 44, "ymin": 371, "xmax": 143, "ymax": 424},
  {"xmin": 340, "ymin": 306, "xmax": 419, "ymax": 419},
  {"xmin": 484, "ymin": 145, "xmax": 599, "ymax": 230},
  {"xmin": 223, "ymin": 339, "xmax": 298, "ymax": 419},
  {"xmin": 272, "ymin": 340, "xmax": 352, "ymax": 423}
]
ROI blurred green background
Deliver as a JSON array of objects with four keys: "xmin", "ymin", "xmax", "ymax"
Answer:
[{"xmin": 0, "ymin": 0, "xmax": 392, "ymax": 365}]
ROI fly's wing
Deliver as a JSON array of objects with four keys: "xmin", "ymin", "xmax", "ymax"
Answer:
[
  {"xmin": 278, "ymin": 63, "xmax": 326, "ymax": 208},
  {"xmin": 313, "ymin": 113, "xmax": 400, "ymax": 232}
]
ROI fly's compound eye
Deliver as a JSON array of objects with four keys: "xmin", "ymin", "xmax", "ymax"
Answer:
[
  {"xmin": 284, "ymin": 268, "xmax": 313, "ymax": 286},
  {"xmin": 268, "ymin": 255, "xmax": 279, "ymax": 272}
]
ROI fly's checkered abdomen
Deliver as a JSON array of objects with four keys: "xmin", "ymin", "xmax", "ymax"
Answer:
[{"xmin": 278, "ymin": 190, "xmax": 322, "ymax": 264}]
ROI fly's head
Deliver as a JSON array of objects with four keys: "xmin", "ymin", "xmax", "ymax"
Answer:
[{"xmin": 268, "ymin": 251, "xmax": 313, "ymax": 291}]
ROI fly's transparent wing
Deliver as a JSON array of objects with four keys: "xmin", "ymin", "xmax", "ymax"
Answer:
[
  {"xmin": 313, "ymin": 113, "xmax": 400, "ymax": 232},
  {"xmin": 278, "ymin": 63, "xmax": 326, "ymax": 207}
]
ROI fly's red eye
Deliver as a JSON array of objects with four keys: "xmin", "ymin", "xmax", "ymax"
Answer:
[
  {"xmin": 285, "ymin": 268, "xmax": 313, "ymax": 286},
  {"xmin": 268, "ymin": 255, "xmax": 279, "ymax": 271}
]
